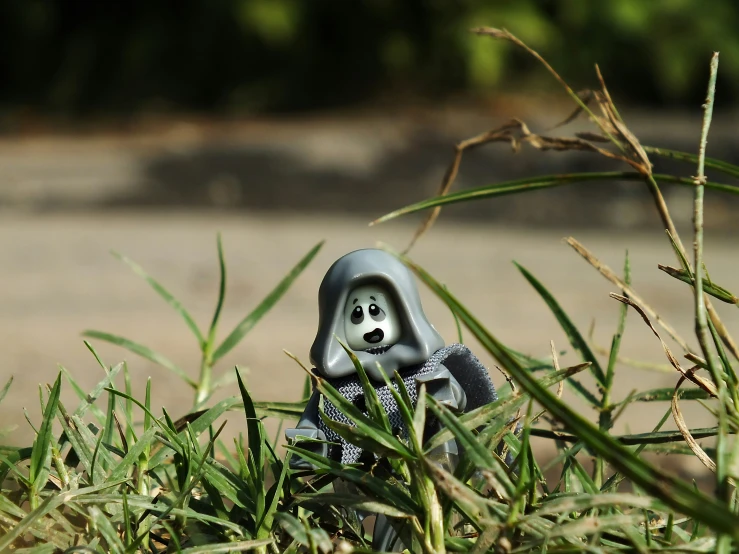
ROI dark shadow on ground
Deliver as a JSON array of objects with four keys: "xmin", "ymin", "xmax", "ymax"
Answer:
[{"xmin": 83, "ymin": 125, "xmax": 739, "ymax": 229}]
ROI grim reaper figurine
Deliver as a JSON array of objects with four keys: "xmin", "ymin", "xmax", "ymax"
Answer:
[{"xmin": 285, "ymin": 248, "xmax": 499, "ymax": 548}]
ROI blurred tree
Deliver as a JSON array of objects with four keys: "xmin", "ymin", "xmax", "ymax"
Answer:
[{"xmin": 0, "ymin": 0, "xmax": 735, "ymax": 116}]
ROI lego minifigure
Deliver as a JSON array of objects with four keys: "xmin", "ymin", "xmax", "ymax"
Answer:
[{"xmin": 286, "ymin": 248, "xmax": 500, "ymax": 549}]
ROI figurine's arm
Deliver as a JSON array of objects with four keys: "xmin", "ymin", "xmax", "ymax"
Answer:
[
  {"xmin": 415, "ymin": 364, "xmax": 467, "ymax": 412},
  {"xmin": 295, "ymin": 388, "xmax": 323, "ymax": 429},
  {"xmin": 285, "ymin": 390, "xmax": 328, "ymax": 469},
  {"xmin": 415, "ymin": 364, "xmax": 465, "ymax": 471}
]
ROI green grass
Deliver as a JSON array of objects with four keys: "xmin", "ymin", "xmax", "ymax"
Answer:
[{"xmin": 3, "ymin": 30, "xmax": 739, "ymax": 553}]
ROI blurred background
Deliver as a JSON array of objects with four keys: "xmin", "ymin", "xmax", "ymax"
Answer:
[
  {"xmin": 2, "ymin": 0, "xmax": 739, "ymax": 223},
  {"xmin": 1, "ymin": 1, "xmax": 737, "ymax": 478}
]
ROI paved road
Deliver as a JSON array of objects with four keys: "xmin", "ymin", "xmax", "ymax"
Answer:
[{"xmin": 1, "ymin": 212, "xmax": 736, "ymax": 482}]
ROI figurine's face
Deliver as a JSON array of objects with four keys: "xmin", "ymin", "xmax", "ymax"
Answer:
[{"xmin": 344, "ymin": 284, "xmax": 401, "ymax": 353}]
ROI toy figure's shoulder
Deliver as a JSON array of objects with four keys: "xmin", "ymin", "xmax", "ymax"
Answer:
[{"xmin": 422, "ymin": 343, "xmax": 499, "ymax": 412}]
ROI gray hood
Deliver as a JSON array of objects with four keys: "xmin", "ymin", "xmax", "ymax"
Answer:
[{"xmin": 310, "ymin": 248, "xmax": 444, "ymax": 381}]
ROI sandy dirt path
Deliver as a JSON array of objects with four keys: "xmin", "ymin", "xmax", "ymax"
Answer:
[{"xmin": 1, "ymin": 212, "xmax": 736, "ymax": 477}]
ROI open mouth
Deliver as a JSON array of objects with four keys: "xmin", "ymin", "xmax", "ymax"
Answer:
[
  {"xmin": 363, "ymin": 328, "xmax": 385, "ymax": 344},
  {"xmin": 365, "ymin": 344, "xmax": 392, "ymax": 355}
]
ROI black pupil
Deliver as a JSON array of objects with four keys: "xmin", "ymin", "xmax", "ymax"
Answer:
[
  {"xmin": 369, "ymin": 304, "xmax": 379, "ymax": 316},
  {"xmin": 352, "ymin": 306, "xmax": 363, "ymax": 321}
]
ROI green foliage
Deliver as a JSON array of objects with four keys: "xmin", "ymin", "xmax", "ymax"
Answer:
[
  {"xmin": 3, "ymin": 1, "xmax": 739, "ymax": 113},
  {"xmin": 83, "ymin": 236, "xmax": 323, "ymax": 409}
]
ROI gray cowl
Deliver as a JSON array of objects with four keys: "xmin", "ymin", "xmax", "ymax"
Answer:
[{"xmin": 310, "ymin": 249, "xmax": 444, "ymax": 381}]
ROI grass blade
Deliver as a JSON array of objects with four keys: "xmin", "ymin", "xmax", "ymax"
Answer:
[
  {"xmin": 113, "ymin": 251, "xmax": 204, "ymax": 346},
  {"xmin": 236, "ymin": 368, "xmax": 266, "ymax": 526},
  {"xmin": 338, "ymin": 339, "xmax": 392, "ymax": 433},
  {"xmin": 0, "ymin": 480, "xmax": 126, "ymax": 551},
  {"xmin": 295, "ymin": 492, "xmax": 413, "ymax": 518},
  {"xmin": 201, "ymin": 458, "xmax": 257, "ymax": 512},
  {"xmin": 371, "ymin": 172, "xmax": 739, "ymax": 225},
  {"xmin": 424, "ymin": 462, "xmax": 494, "ymax": 529},
  {"xmin": 410, "ymin": 255, "xmax": 739, "ymax": 538},
  {"xmin": 207, "ymin": 233, "xmax": 227, "ymax": 345},
  {"xmin": 615, "ymin": 387, "xmax": 711, "ymax": 405},
  {"xmin": 287, "ymin": 445, "xmax": 419, "ymax": 514},
  {"xmin": 74, "ymin": 362, "xmax": 123, "ymax": 419},
  {"xmin": 109, "ymin": 425, "xmax": 159, "ymax": 482},
  {"xmin": 29, "ymin": 373, "xmax": 62, "ymax": 508},
  {"xmin": 601, "ymin": 250, "xmax": 630, "ymax": 436},
  {"xmin": 312, "ymin": 374, "xmax": 413, "ymax": 459},
  {"xmin": 515, "ymin": 262, "xmax": 606, "ymax": 386},
  {"xmin": 89, "ymin": 505, "xmax": 125, "ymax": 554},
  {"xmin": 179, "ymin": 540, "xmax": 275, "ymax": 553},
  {"xmin": 319, "ymin": 408, "xmax": 413, "ymax": 459},
  {"xmin": 659, "ymin": 264, "xmax": 738, "ymax": 305},
  {"xmin": 427, "ymin": 397, "xmax": 515, "ymax": 499},
  {"xmin": 275, "ymin": 513, "xmax": 309, "ymax": 547},
  {"xmin": 212, "ymin": 241, "xmax": 323, "ymax": 363},
  {"xmin": 82, "ymin": 330, "xmax": 196, "ymax": 388},
  {"xmin": 644, "ymin": 145, "xmax": 739, "ymax": 179},
  {"xmin": 0, "ymin": 377, "xmax": 12, "ymax": 405},
  {"xmin": 147, "ymin": 396, "xmax": 243, "ymax": 469},
  {"xmin": 256, "ymin": 451, "xmax": 289, "ymax": 536},
  {"xmin": 253, "ymin": 400, "xmax": 306, "ymax": 420},
  {"xmin": 424, "ymin": 363, "xmax": 585, "ymax": 452}
]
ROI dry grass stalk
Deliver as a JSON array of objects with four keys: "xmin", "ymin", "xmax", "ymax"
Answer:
[
  {"xmin": 566, "ymin": 237, "xmax": 692, "ymax": 353},
  {"xmin": 402, "ymin": 117, "xmax": 644, "ymax": 253},
  {"xmin": 671, "ymin": 374, "xmax": 716, "ymax": 473},
  {"xmin": 401, "ymin": 28, "xmax": 739, "ymax": 365},
  {"xmin": 405, "ymin": 27, "xmax": 659, "ymax": 253},
  {"xmin": 610, "ymin": 293, "xmax": 716, "ymax": 398},
  {"xmin": 550, "ymin": 340, "xmax": 564, "ymax": 399}
]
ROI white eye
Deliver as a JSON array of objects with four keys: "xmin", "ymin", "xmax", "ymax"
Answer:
[
  {"xmin": 368, "ymin": 304, "xmax": 385, "ymax": 322},
  {"xmin": 350, "ymin": 305, "xmax": 364, "ymax": 324},
  {"xmin": 344, "ymin": 284, "xmax": 401, "ymax": 351}
]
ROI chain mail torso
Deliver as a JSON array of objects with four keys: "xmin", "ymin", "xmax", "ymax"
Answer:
[{"xmin": 318, "ymin": 343, "xmax": 484, "ymax": 464}]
